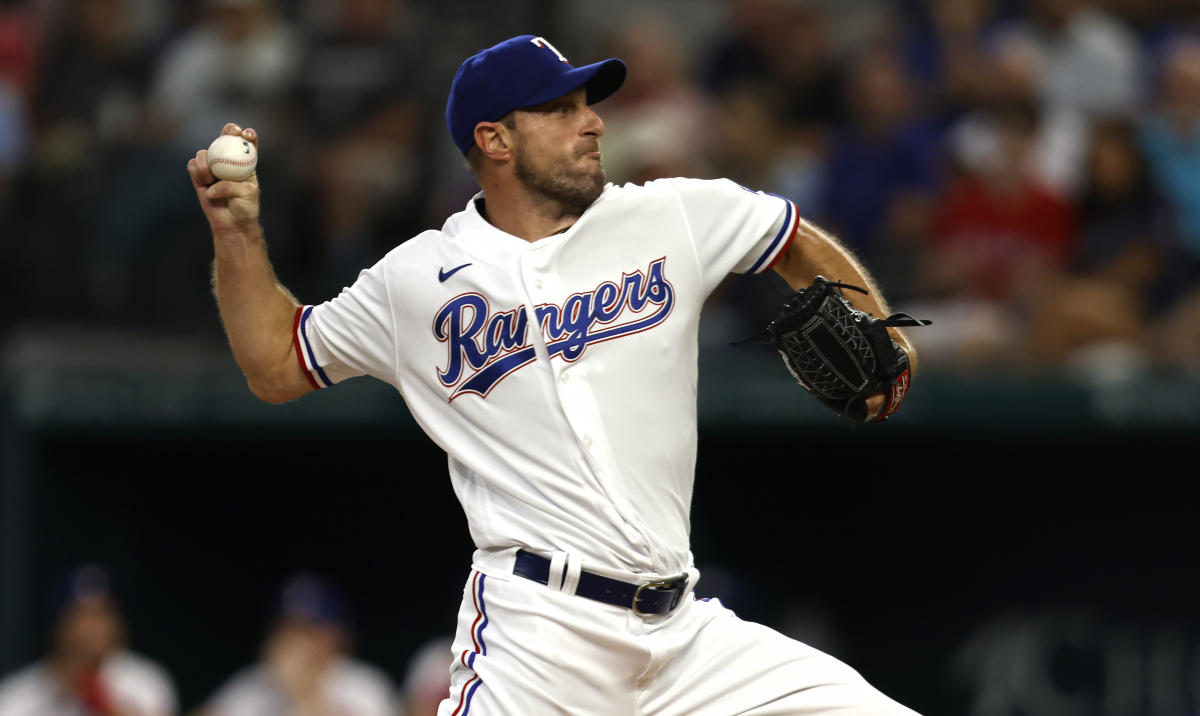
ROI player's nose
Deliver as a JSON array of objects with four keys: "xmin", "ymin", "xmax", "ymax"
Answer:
[{"xmin": 581, "ymin": 105, "xmax": 605, "ymax": 138}]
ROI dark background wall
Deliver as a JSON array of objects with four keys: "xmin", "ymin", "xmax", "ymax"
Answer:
[{"xmin": 4, "ymin": 359, "xmax": 1198, "ymax": 715}]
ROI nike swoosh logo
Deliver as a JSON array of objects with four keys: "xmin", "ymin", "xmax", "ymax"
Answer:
[{"xmin": 438, "ymin": 263, "xmax": 473, "ymax": 282}]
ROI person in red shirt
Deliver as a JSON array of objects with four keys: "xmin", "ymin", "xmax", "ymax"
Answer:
[{"xmin": 926, "ymin": 99, "xmax": 1076, "ymax": 302}]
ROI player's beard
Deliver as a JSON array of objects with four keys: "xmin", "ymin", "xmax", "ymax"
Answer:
[{"xmin": 513, "ymin": 145, "xmax": 606, "ymax": 216}]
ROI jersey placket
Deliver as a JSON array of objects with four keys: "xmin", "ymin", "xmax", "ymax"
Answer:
[{"xmin": 517, "ymin": 242, "xmax": 661, "ymax": 572}]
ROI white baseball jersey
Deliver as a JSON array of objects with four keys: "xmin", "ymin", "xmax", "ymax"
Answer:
[
  {"xmin": 0, "ymin": 652, "xmax": 178, "ymax": 716},
  {"xmin": 293, "ymin": 177, "xmax": 798, "ymax": 578}
]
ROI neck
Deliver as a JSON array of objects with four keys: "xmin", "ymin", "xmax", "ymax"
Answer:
[
  {"xmin": 51, "ymin": 652, "xmax": 103, "ymax": 682},
  {"xmin": 477, "ymin": 175, "xmax": 586, "ymax": 241}
]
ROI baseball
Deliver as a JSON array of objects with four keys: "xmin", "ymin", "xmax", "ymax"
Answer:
[{"xmin": 207, "ymin": 134, "xmax": 257, "ymax": 181}]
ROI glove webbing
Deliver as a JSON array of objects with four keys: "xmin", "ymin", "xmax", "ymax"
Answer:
[
  {"xmin": 818, "ymin": 281, "xmax": 932, "ymax": 329},
  {"xmin": 879, "ymin": 313, "xmax": 933, "ymax": 329}
]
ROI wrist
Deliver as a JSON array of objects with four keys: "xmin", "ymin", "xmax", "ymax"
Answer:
[
  {"xmin": 898, "ymin": 341, "xmax": 918, "ymax": 374},
  {"xmin": 212, "ymin": 223, "xmax": 264, "ymax": 249}
]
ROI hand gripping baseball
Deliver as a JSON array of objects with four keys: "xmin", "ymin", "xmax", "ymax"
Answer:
[{"xmin": 187, "ymin": 123, "xmax": 261, "ymax": 236}]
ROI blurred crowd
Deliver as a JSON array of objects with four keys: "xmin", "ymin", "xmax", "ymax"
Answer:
[
  {"xmin": 0, "ymin": 565, "xmax": 453, "ymax": 716},
  {"xmin": 2, "ymin": 0, "xmax": 1200, "ymax": 377}
]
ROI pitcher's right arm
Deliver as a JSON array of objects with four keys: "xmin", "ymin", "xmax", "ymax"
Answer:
[{"xmin": 187, "ymin": 123, "xmax": 313, "ymax": 404}]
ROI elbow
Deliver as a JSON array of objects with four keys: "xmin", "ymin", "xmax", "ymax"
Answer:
[
  {"xmin": 246, "ymin": 373, "xmax": 305, "ymax": 404},
  {"xmin": 250, "ymin": 384, "xmax": 294, "ymax": 404},
  {"xmin": 239, "ymin": 350, "xmax": 313, "ymax": 404}
]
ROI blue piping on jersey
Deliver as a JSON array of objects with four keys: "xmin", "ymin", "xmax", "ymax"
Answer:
[
  {"xmin": 746, "ymin": 197, "xmax": 794, "ymax": 274},
  {"xmin": 299, "ymin": 306, "xmax": 333, "ymax": 388}
]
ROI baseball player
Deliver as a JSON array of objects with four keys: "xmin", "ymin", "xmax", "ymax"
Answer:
[
  {"xmin": 187, "ymin": 35, "xmax": 921, "ymax": 715},
  {"xmin": 0, "ymin": 565, "xmax": 178, "ymax": 716},
  {"xmin": 194, "ymin": 574, "xmax": 397, "ymax": 716}
]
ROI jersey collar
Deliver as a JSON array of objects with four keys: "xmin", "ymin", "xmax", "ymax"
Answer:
[{"xmin": 445, "ymin": 189, "xmax": 612, "ymax": 262}]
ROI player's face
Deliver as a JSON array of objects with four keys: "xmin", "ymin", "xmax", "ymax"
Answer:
[{"xmin": 509, "ymin": 88, "xmax": 607, "ymax": 213}]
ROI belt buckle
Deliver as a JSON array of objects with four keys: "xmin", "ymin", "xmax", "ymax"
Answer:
[{"xmin": 632, "ymin": 576, "xmax": 688, "ymax": 616}]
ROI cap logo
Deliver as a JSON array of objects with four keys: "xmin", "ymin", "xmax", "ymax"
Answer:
[{"xmin": 531, "ymin": 36, "xmax": 569, "ymax": 64}]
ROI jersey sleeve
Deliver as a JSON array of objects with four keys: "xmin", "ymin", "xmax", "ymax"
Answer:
[
  {"xmin": 663, "ymin": 177, "xmax": 799, "ymax": 288},
  {"xmin": 293, "ymin": 261, "xmax": 398, "ymax": 389}
]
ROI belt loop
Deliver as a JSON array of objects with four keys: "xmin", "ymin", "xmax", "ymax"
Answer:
[
  {"xmin": 547, "ymin": 551, "xmax": 568, "ymax": 592},
  {"xmin": 561, "ymin": 552, "xmax": 582, "ymax": 596}
]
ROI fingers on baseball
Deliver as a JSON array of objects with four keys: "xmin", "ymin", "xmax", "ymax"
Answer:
[
  {"xmin": 206, "ymin": 179, "xmax": 257, "ymax": 200},
  {"xmin": 221, "ymin": 122, "xmax": 258, "ymax": 147},
  {"xmin": 187, "ymin": 154, "xmax": 214, "ymax": 189}
]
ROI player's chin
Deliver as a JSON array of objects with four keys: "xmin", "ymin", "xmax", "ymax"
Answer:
[
  {"xmin": 564, "ymin": 174, "xmax": 605, "ymax": 212},
  {"xmin": 582, "ymin": 170, "xmax": 606, "ymax": 199},
  {"xmin": 566, "ymin": 162, "xmax": 603, "ymax": 192},
  {"xmin": 581, "ymin": 158, "xmax": 605, "ymax": 184}
]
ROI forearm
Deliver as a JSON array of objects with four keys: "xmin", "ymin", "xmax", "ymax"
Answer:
[
  {"xmin": 773, "ymin": 217, "xmax": 917, "ymax": 366},
  {"xmin": 190, "ymin": 124, "xmax": 313, "ymax": 403},
  {"xmin": 211, "ymin": 225, "xmax": 305, "ymax": 401}
]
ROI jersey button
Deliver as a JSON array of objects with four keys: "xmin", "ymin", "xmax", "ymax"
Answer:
[
  {"xmin": 534, "ymin": 279, "xmax": 544, "ymax": 289},
  {"xmin": 559, "ymin": 371, "xmax": 570, "ymax": 384},
  {"xmin": 581, "ymin": 435, "xmax": 593, "ymax": 448}
]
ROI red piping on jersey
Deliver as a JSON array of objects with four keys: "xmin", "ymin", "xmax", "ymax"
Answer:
[
  {"xmin": 292, "ymin": 306, "xmax": 321, "ymax": 390},
  {"xmin": 763, "ymin": 203, "xmax": 800, "ymax": 273}
]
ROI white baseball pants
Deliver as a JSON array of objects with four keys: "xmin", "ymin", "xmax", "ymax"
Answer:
[{"xmin": 437, "ymin": 556, "xmax": 921, "ymax": 715}]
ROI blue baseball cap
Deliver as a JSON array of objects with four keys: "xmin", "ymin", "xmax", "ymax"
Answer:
[
  {"xmin": 446, "ymin": 35, "xmax": 627, "ymax": 155},
  {"xmin": 48, "ymin": 564, "xmax": 115, "ymax": 619},
  {"xmin": 275, "ymin": 573, "xmax": 352, "ymax": 630}
]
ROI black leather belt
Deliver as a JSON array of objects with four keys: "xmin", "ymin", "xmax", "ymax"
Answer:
[{"xmin": 513, "ymin": 550, "xmax": 690, "ymax": 616}]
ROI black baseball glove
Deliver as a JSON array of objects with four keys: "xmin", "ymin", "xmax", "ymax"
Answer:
[{"xmin": 741, "ymin": 276, "xmax": 931, "ymax": 422}]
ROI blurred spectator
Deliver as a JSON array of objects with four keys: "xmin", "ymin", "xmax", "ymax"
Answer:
[
  {"xmin": 396, "ymin": 636, "xmax": 451, "ymax": 716},
  {"xmin": 287, "ymin": 0, "xmax": 432, "ymax": 290},
  {"xmin": 0, "ymin": 62, "xmax": 26, "ymax": 198},
  {"xmin": 1137, "ymin": 34, "xmax": 1200, "ymax": 367},
  {"xmin": 193, "ymin": 573, "xmax": 397, "ymax": 716},
  {"xmin": 593, "ymin": 9, "xmax": 716, "ymax": 185},
  {"xmin": 1071, "ymin": 120, "xmax": 1171, "ymax": 289},
  {"xmin": 15, "ymin": 0, "xmax": 159, "ymax": 324},
  {"xmin": 708, "ymin": 81, "xmax": 822, "ymax": 212},
  {"xmin": 0, "ymin": 1, "xmax": 36, "ymax": 94},
  {"xmin": 987, "ymin": 0, "xmax": 1144, "ymax": 195},
  {"xmin": 930, "ymin": 100, "xmax": 1076, "ymax": 301},
  {"xmin": 147, "ymin": 0, "xmax": 301, "ymax": 153},
  {"xmin": 896, "ymin": 0, "xmax": 1000, "ymax": 128},
  {"xmin": 34, "ymin": 0, "xmax": 155, "ymax": 167},
  {"xmin": 913, "ymin": 99, "xmax": 1076, "ymax": 366},
  {"xmin": 1119, "ymin": 0, "xmax": 1200, "ymax": 62},
  {"xmin": 1138, "ymin": 34, "xmax": 1200, "ymax": 261},
  {"xmin": 699, "ymin": 77, "xmax": 827, "ymax": 346},
  {"xmin": 996, "ymin": 0, "xmax": 1142, "ymax": 116},
  {"xmin": 701, "ymin": 0, "xmax": 846, "ymax": 130},
  {"xmin": 73, "ymin": 0, "xmax": 301, "ymax": 327},
  {"xmin": 0, "ymin": 564, "xmax": 179, "ymax": 716},
  {"xmin": 1028, "ymin": 119, "xmax": 1169, "ymax": 369},
  {"xmin": 0, "ymin": 0, "xmax": 1192, "ymax": 374},
  {"xmin": 818, "ymin": 44, "xmax": 940, "ymax": 297},
  {"xmin": 1106, "ymin": 0, "xmax": 1177, "ymax": 40}
]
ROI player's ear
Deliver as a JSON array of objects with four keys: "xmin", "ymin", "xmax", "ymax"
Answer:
[{"xmin": 474, "ymin": 121, "xmax": 513, "ymax": 163}]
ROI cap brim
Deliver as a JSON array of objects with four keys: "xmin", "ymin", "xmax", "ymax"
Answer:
[{"xmin": 518, "ymin": 58, "xmax": 627, "ymax": 111}]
